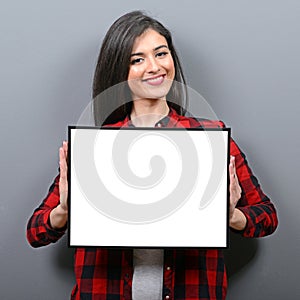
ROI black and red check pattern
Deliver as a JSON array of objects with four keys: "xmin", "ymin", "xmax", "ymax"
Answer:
[{"xmin": 27, "ymin": 108, "xmax": 278, "ymax": 299}]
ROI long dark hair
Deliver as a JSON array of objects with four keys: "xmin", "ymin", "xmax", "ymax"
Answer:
[{"xmin": 93, "ymin": 10, "xmax": 188, "ymax": 126}]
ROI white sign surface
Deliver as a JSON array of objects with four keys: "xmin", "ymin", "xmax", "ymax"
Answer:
[{"xmin": 68, "ymin": 127, "xmax": 230, "ymax": 248}]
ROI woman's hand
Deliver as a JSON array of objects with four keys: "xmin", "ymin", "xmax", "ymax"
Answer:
[
  {"xmin": 49, "ymin": 141, "xmax": 69, "ymax": 229},
  {"xmin": 229, "ymin": 156, "xmax": 247, "ymax": 231},
  {"xmin": 59, "ymin": 141, "xmax": 68, "ymax": 212}
]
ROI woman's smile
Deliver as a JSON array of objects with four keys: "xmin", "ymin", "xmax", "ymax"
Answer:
[{"xmin": 142, "ymin": 74, "xmax": 166, "ymax": 86}]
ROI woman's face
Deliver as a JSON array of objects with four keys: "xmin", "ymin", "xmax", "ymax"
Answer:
[{"xmin": 127, "ymin": 29, "xmax": 175, "ymax": 101}]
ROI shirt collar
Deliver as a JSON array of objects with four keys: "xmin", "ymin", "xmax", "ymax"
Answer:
[{"xmin": 123, "ymin": 107, "xmax": 181, "ymax": 128}]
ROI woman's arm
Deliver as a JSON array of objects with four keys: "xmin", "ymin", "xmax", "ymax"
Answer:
[
  {"xmin": 26, "ymin": 142, "xmax": 68, "ymax": 247},
  {"xmin": 229, "ymin": 138, "xmax": 278, "ymax": 237}
]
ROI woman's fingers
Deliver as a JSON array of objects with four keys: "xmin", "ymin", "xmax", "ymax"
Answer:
[
  {"xmin": 229, "ymin": 156, "xmax": 242, "ymax": 217},
  {"xmin": 62, "ymin": 140, "xmax": 68, "ymax": 160},
  {"xmin": 59, "ymin": 142, "xmax": 68, "ymax": 211}
]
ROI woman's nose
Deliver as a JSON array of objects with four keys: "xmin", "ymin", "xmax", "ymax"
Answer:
[{"xmin": 146, "ymin": 57, "xmax": 160, "ymax": 73}]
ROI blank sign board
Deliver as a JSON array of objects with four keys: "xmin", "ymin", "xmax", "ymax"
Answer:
[{"xmin": 68, "ymin": 126, "xmax": 230, "ymax": 248}]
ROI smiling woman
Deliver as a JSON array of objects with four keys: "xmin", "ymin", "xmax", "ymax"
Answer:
[
  {"xmin": 92, "ymin": 11, "xmax": 188, "ymax": 127},
  {"xmin": 26, "ymin": 10, "xmax": 278, "ymax": 300},
  {"xmin": 128, "ymin": 30, "xmax": 175, "ymax": 92},
  {"xmin": 128, "ymin": 29, "xmax": 175, "ymax": 126}
]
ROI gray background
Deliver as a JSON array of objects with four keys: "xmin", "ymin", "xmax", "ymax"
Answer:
[{"xmin": 1, "ymin": 0, "xmax": 299, "ymax": 299}]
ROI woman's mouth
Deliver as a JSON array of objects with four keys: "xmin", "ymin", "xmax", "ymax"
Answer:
[{"xmin": 143, "ymin": 75, "xmax": 165, "ymax": 86}]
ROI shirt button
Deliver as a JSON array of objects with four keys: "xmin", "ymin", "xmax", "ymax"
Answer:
[
  {"xmin": 166, "ymin": 266, "xmax": 171, "ymax": 271},
  {"xmin": 157, "ymin": 123, "xmax": 162, "ymax": 127},
  {"xmin": 165, "ymin": 296, "xmax": 170, "ymax": 299}
]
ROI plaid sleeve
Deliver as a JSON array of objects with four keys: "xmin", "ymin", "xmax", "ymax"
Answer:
[
  {"xmin": 26, "ymin": 175, "xmax": 67, "ymax": 248},
  {"xmin": 230, "ymin": 139, "xmax": 278, "ymax": 237}
]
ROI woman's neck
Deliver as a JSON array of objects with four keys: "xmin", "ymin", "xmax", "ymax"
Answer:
[{"xmin": 130, "ymin": 99, "xmax": 169, "ymax": 127}]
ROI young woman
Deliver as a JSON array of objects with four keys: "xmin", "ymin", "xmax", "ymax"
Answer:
[{"xmin": 27, "ymin": 11, "xmax": 278, "ymax": 300}]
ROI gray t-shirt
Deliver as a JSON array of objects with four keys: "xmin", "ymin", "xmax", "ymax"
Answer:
[{"xmin": 132, "ymin": 249, "xmax": 164, "ymax": 300}]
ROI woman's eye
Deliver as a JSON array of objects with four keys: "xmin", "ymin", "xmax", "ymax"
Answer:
[
  {"xmin": 131, "ymin": 58, "xmax": 143, "ymax": 65},
  {"xmin": 156, "ymin": 51, "xmax": 168, "ymax": 57}
]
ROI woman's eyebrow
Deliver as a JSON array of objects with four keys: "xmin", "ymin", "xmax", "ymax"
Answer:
[
  {"xmin": 130, "ymin": 45, "xmax": 169, "ymax": 57},
  {"xmin": 154, "ymin": 45, "xmax": 169, "ymax": 51}
]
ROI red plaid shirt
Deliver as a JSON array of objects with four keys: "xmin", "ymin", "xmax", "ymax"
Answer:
[{"xmin": 27, "ymin": 108, "xmax": 278, "ymax": 300}]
